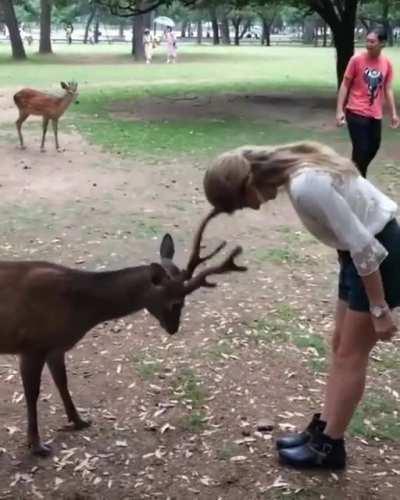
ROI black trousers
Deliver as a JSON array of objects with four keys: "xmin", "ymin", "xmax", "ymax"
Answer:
[{"xmin": 346, "ymin": 110, "xmax": 382, "ymax": 178}]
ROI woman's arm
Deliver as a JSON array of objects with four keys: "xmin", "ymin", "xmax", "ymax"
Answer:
[
  {"xmin": 290, "ymin": 173, "xmax": 396, "ymax": 340},
  {"xmin": 384, "ymin": 85, "xmax": 400, "ymax": 128},
  {"xmin": 336, "ymin": 77, "xmax": 351, "ymax": 126},
  {"xmin": 361, "ymin": 270, "xmax": 397, "ymax": 340}
]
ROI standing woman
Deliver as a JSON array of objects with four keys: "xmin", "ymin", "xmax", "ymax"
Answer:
[
  {"xmin": 164, "ymin": 26, "xmax": 177, "ymax": 63},
  {"xmin": 143, "ymin": 28, "xmax": 155, "ymax": 64},
  {"xmin": 203, "ymin": 141, "xmax": 399, "ymax": 469},
  {"xmin": 336, "ymin": 27, "xmax": 399, "ymax": 177}
]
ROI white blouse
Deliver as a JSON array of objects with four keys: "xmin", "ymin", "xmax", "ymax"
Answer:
[{"xmin": 285, "ymin": 168, "xmax": 398, "ymax": 276}]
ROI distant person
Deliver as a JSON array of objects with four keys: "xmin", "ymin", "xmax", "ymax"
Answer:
[
  {"xmin": 164, "ymin": 26, "xmax": 177, "ymax": 64},
  {"xmin": 336, "ymin": 27, "xmax": 399, "ymax": 177},
  {"xmin": 64, "ymin": 24, "xmax": 73, "ymax": 45},
  {"xmin": 143, "ymin": 28, "xmax": 155, "ymax": 64}
]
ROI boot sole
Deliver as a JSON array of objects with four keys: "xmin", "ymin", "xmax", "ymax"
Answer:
[{"xmin": 279, "ymin": 454, "xmax": 346, "ymax": 470}]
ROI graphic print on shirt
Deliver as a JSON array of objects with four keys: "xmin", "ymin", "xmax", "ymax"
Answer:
[{"xmin": 363, "ymin": 68, "xmax": 383, "ymax": 105}]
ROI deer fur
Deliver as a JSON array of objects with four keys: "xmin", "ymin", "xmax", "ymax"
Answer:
[
  {"xmin": 0, "ymin": 218, "xmax": 245, "ymax": 457},
  {"xmin": 13, "ymin": 81, "xmax": 79, "ymax": 152}
]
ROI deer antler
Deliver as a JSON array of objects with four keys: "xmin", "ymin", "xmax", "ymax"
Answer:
[
  {"xmin": 183, "ymin": 246, "xmax": 247, "ymax": 295},
  {"xmin": 185, "ymin": 208, "xmax": 226, "ymax": 279}
]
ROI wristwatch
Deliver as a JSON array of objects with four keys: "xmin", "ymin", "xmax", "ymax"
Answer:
[{"xmin": 370, "ymin": 304, "xmax": 389, "ymax": 319}]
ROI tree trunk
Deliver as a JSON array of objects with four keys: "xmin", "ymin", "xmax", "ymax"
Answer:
[
  {"xmin": 314, "ymin": 27, "xmax": 318, "ymax": 46},
  {"xmin": 39, "ymin": 0, "xmax": 52, "ymax": 54},
  {"xmin": 382, "ymin": 0, "xmax": 393, "ymax": 46},
  {"xmin": 209, "ymin": 8, "xmax": 219, "ymax": 45},
  {"xmin": 303, "ymin": 17, "xmax": 314, "ymax": 44},
  {"xmin": 239, "ymin": 20, "xmax": 251, "ymax": 41},
  {"xmin": 181, "ymin": 21, "xmax": 187, "ymax": 38},
  {"xmin": 323, "ymin": 22, "xmax": 327, "ymax": 47},
  {"xmin": 2, "ymin": 0, "xmax": 26, "ymax": 59},
  {"xmin": 312, "ymin": 0, "xmax": 358, "ymax": 86},
  {"xmin": 333, "ymin": 27, "xmax": 355, "ymax": 87},
  {"xmin": 231, "ymin": 19, "xmax": 240, "ymax": 46},
  {"xmin": 132, "ymin": 9, "xmax": 150, "ymax": 60},
  {"xmin": 220, "ymin": 17, "xmax": 230, "ymax": 44},
  {"xmin": 387, "ymin": 23, "xmax": 393, "ymax": 46},
  {"xmin": 119, "ymin": 22, "xmax": 124, "ymax": 38},
  {"xmin": 84, "ymin": 5, "xmax": 96, "ymax": 44},
  {"xmin": 94, "ymin": 14, "xmax": 100, "ymax": 43},
  {"xmin": 196, "ymin": 20, "xmax": 202, "ymax": 44},
  {"xmin": 261, "ymin": 20, "xmax": 271, "ymax": 46}
]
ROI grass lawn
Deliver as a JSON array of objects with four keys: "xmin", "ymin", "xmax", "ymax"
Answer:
[
  {"xmin": 1, "ymin": 42, "xmax": 400, "ymax": 499},
  {"xmin": 1, "ymin": 43, "xmax": 400, "ymax": 160}
]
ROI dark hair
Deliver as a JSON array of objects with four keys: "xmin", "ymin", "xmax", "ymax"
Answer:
[{"xmin": 367, "ymin": 26, "xmax": 388, "ymax": 43}]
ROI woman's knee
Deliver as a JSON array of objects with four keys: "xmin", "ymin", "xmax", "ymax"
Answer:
[{"xmin": 332, "ymin": 348, "xmax": 370, "ymax": 371}]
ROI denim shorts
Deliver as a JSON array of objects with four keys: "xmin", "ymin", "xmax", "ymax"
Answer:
[{"xmin": 338, "ymin": 219, "xmax": 400, "ymax": 311}]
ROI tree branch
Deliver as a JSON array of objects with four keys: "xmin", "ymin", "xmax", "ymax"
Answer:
[
  {"xmin": 95, "ymin": 0, "xmax": 165, "ymax": 17},
  {"xmin": 95, "ymin": 0, "xmax": 199, "ymax": 17}
]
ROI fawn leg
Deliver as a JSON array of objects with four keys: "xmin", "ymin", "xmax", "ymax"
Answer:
[
  {"xmin": 51, "ymin": 119, "xmax": 61, "ymax": 151},
  {"xmin": 47, "ymin": 350, "xmax": 91, "ymax": 430},
  {"xmin": 19, "ymin": 353, "xmax": 50, "ymax": 457},
  {"xmin": 40, "ymin": 117, "xmax": 49, "ymax": 152},
  {"xmin": 16, "ymin": 112, "xmax": 29, "ymax": 149}
]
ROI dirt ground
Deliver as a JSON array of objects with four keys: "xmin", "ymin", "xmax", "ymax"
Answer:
[{"xmin": 0, "ymin": 90, "xmax": 399, "ymax": 500}]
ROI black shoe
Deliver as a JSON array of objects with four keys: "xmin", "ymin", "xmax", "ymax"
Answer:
[
  {"xmin": 276, "ymin": 413, "xmax": 326, "ymax": 450},
  {"xmin": 278, "ymin": 429, "xmax": 346, "ymax": 470}
]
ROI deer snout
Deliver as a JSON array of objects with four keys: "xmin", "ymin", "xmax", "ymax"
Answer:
[{"xmin": 165, "ymin": 323, "xmax": 179, "ymax": 335}]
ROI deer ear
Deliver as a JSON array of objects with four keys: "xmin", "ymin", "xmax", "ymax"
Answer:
[
  {"xmin": 60, "ymin": 81, "xmax": 67, "ymax": 90},
  {"xmin": 149, "ymin": 263, "xmax": 167, "ymax": 286},
  {"xmin": 160, "ymin": 233, "xmax": 175, "ymax": 260}
]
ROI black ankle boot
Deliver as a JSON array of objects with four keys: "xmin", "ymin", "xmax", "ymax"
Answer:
[
  {"xmin": 278, "ymin": 429, "xmax": 346, "ymax": 470},
  {"xmin": 276, "ymin": 413, "xmax": 326, "ymax": 450}
]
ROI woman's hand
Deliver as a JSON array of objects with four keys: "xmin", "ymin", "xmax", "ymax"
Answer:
[
  {"xmin": 336, "ymin": 110, "xmax": 346, "ymax": 127},
  {"xmin": 371, "ymin": 309, "xmax": 397, "ymax": 341},
  {"xmin": 390, "ymin": 113, "xmax": 400, "ymax": 129}
]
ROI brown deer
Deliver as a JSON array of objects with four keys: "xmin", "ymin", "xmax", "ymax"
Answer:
[
  {"xmin": 0, "ymin": 209, "xmax": 245, "ymax": 456},
  {"xmin": 13, "ymin": 81, "xmax": 79, "ymax": 152}
]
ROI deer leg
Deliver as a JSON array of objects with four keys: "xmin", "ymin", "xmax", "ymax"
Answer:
[
  {"xmin": 51, "ymin": 119, "xmax": 61, "ymax": 152},
  {"xmin": 19, "ymin": 353, "xmax": 50, "ymax": 457},
  {"xmin": 40, "ymin": 117, "xmax": 49, "ymax": 152},
  {"xmin": 46, "ymin": 350, "xmax": 91, "ymax": 431},
  {"xmin": 16, "ymin": 112, "xmax": 28, "ymax": 149}
]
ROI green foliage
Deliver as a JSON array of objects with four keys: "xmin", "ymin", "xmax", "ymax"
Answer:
[
  {"xmin": 291, "ymin": 332, "xmax": 327, "ymax": 357},
  {"xmin": 252, "ymin": 247, "xmax": 304, "ymax": 265},
  {"xmin": 350, "ymin": 393, "xmax": 400, "ymax": 440},
  {"xmin": 175, "ymin": 368, "xmax": 206, "ymax": 407},
  {"xmin": 216, "ymin": 442, "xmax": 242, "ymax": 460},
  {"xmin": 174, "ymin": 368, "xmax": 208, "ymax": 432},
  {"xmin": 132, "ymin": 354, "xmax": 162, "ymax": 379},
  {"xmin": 181, "ymin": 410, "xmax": 208, "ymax": 431}
]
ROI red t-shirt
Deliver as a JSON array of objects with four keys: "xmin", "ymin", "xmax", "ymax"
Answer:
[{"xmin": 344, "ymin": 52, "xmax": 393, "ymax": 119}]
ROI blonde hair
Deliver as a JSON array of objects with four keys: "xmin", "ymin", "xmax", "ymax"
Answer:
[{"xmin": 204, "ymin": 141, "xmax": 359, "ymax": 213}]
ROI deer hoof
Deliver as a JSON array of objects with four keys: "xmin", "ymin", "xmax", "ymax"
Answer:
[
  {"xmin": 31, "ymin": 442, "xmax": 52, "ymax": 457},
  {"xmin": 61, "ymin": 418, "xmax": 91, "ymax": 432},
  {"xmin": 74, "ymin": 418, "xmax": 91, "ymax": 430}
]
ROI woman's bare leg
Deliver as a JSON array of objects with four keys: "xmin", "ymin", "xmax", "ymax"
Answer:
[{"xmin": 323, "ymin": 309, "xmax": 377, "ymax": 438}]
